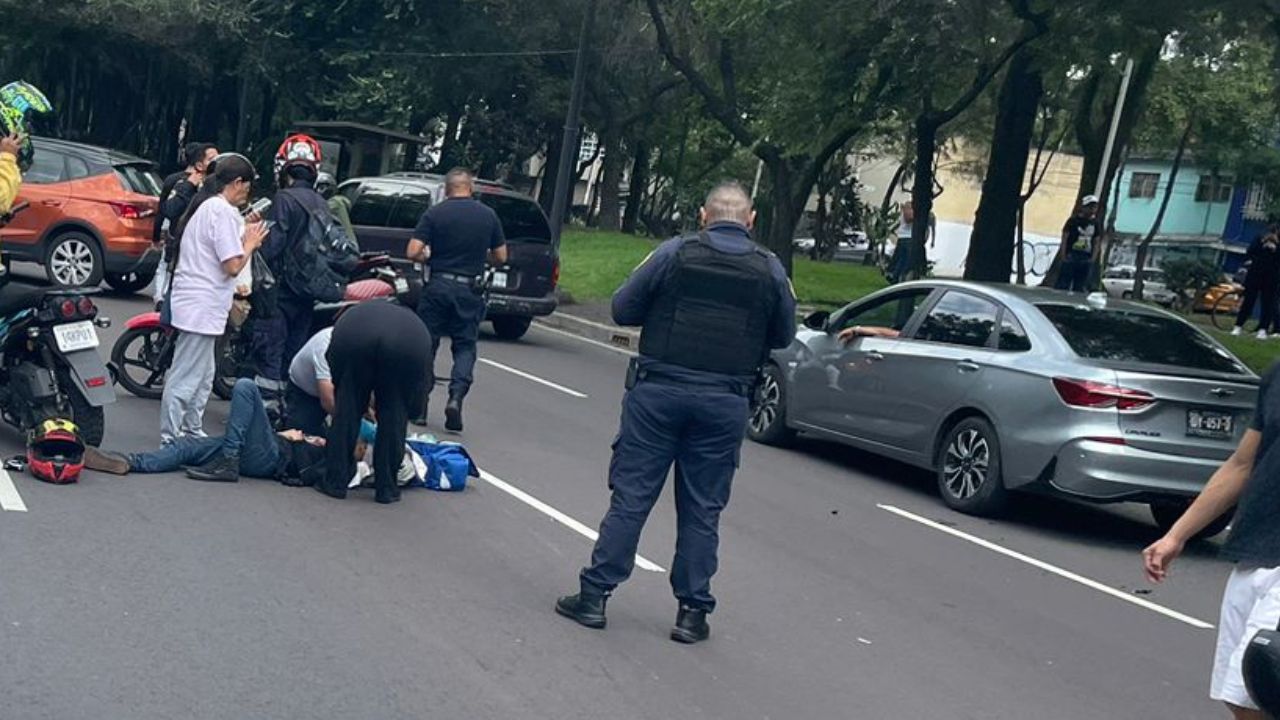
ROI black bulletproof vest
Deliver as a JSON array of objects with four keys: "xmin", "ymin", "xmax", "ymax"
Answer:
[{"xmin": 639, "ymin": 233, "xmax": 777, "ymax": 375}]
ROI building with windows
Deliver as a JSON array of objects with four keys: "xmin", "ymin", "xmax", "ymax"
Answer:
[{"xmin": 1105, "ymin": 158, "xmax": 1237, "ymax": 268}]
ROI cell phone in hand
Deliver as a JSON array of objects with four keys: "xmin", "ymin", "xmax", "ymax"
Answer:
[{"xmin": 244, "ymin": 197, "xmax": 272, "ymax": 218}]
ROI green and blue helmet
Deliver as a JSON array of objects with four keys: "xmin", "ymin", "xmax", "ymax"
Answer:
[{"xmin": 0, "ymin": 81, "xmax": 54, "ymax": 172}]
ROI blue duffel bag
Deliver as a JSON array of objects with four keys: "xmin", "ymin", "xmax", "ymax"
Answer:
[{"xmin": 405, "ymin": 440, "xmax": 477, "ymax": 491}]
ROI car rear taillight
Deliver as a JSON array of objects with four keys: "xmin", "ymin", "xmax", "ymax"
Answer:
[
  {"xmin": 77, "ymin": 297, "xmax": 95, "ymax": 317},
  {"xmin": 551, "ymin": 258, "xmax": 560, "ymax": 289},
  {"xmin": 59, "ymin": 299, "xmax": 77, "ymax": 319},
  {"xmin": 106, "ymin": 201, "xmax": 154, "ymax": 219},
  {"xmin": 1053, "ymin": 377, "xmax": 1155, "ymax": 411}
]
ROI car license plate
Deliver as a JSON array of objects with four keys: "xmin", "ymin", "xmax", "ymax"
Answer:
[
  {"xmin": 1187, "ymin": 409, "xmax": 1234, "ymax": 439},
  {"xmin": 393, "ymin": 277, "xmax": 409, "ymax": 294},
  {"xmin": 491, "ymin": 271, "xmax": 509, "ymax": 289}
]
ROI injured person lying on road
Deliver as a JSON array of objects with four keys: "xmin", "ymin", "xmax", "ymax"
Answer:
[{"xmin": 83, "ymin": 378, "xmax": 341, "ymax": 485}]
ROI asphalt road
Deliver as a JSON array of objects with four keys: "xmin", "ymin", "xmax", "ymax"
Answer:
[{"xmin": 0, "ymin": 266, "xmax": 1241, "ymax": 719}]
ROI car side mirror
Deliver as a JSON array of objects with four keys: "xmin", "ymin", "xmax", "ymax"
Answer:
[{"xmin": 803, "ymin": 310, "xmax": 831, "ymax": 332}]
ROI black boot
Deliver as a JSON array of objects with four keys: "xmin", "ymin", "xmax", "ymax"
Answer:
[
  {"xmin": 412, "ymin": 396, "xmax": 430, "ymax": 427},
  {"xmin": 670, "ymin": 606, "xmax": 710, "ymax": 644},
  {"xmin": 185, "ymin": 453, "xmax": 240, "ymax": 483},
  {"xmin": 444, "ymin": 395, "xmax": 464, "ymax": 433},
  {"xmin": 555, "ymin": 592, "xmax": 607, "ymax": 629}
]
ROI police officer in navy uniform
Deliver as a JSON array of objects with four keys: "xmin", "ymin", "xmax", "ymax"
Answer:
[
  {"xmin": 556, "ymin": 181, "xmax": 796, "ymax": 644},
  {"xmin": 406, "ymin": 168, "xmax": 507, "ymax": 432}
]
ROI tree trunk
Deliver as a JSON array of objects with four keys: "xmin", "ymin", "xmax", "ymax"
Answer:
[
  {"xmin": 1015, "ymin": 205, "xmax": 1028, "ymax": 285},
  {"xmin": 622, "ymin": 138, "xmax": 650, "ymax": 235},
  {"xmin": 1133, "ymin": 119, "xmax": 1193, "ymax": 300},
  {"xmin": 1043, "ymin": 44, "xmax": 1160, "ymax": 287},
  {"xmin": 908, "ymin": 115, "xmax": 938, "ymax": 280},
  {"xmin": 880, "ymin": 162, "xmax": 907, "ymax": 213},
  {"xmin": 596, "ymin": 130, "xmax": 625, "ymax": 232},
  {"xmin": 763, "ymin": 161, "xmax": 800, "ymax": 275},
  {"xmin": 965, "ymin": 50, "xmax": 1043, "ymax": 282},
  {"xmin": 538, "ymin": 131, "xmax": 564, "ymax": 214}
]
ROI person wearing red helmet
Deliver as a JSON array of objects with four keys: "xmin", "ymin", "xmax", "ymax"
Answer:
[{"xmin": 250, "ymin": 133, "xmax": 331, "ymax": 420}]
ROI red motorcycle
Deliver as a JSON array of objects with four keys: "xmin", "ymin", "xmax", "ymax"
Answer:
[{"xmin": 110, "ymin": 253, "xmax": 411, "ymax": 400}]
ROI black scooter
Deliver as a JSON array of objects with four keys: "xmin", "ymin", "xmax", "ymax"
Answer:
[{"xmin": 0, "ymin": 203, "xmax": 116, "ymax": 446}]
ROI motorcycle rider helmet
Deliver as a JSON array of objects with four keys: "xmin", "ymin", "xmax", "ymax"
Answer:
[
  {"xmin": 1244, "ymin": 623, "xmax": 1280, "ymax": 717},
  {"xmin": 274, "ymin": 134, "xmax": 322, "ymax": 180},
  {"xmin": 27, "ymin": 418, "xmax": 85, "ymax": 485},
  {"xmin": 0, "ymin": 80, "xmax": 54, "ymax": 172},
  {"xmin": 315, "ymin": 171, "xmax": 337, "ymax": 198}
]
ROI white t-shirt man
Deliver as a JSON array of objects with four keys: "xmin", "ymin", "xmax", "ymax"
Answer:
[
  {"xmin": 289, "ymin": 327, "xmax": 333, "ymax": 398},
  {"xmin": 169, "ymin": 196, "xmax": 245, "ymax": 335}
]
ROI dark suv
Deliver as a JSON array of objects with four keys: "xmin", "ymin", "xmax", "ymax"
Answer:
[{"xmin": 338, "ymin": 173, "xmax": 558, "ymax": 340}]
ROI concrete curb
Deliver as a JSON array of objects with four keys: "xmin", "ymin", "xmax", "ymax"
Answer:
[{"xmin": 535, "ymin": 311, "xmax": 640, "ymax": 351}]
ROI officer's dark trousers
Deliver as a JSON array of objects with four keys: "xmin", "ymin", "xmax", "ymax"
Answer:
[
  {"xmin": 581, "ymin": 380, "xmax": 750, "ymax": 612},
  {"xmin": 416, "ymin": 279, "xmax": 485, "ymax": 400},
  {"xmin": 252, "ymin": 292, "xmax": 314, "ymax": 403},
  {"xmin": 319, "ymin": 302, "xmax": 431, "ymax": 501}
]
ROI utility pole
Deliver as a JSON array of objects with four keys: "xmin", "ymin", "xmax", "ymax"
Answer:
[
  {"xmin": 548, "ymin": 0, "xmax": 599, "ymax": 250},
  {"xmin": 1094, "ymin": 58, "xmax": 1134, "ymax": 199}
]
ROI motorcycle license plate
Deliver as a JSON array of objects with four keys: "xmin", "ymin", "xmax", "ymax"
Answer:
[
  {"xmin": 53, "ymin": 321, "xmax": 99, "ymax": 353},
  {"xmin": 490, "ymin": 271, "xmax": 509, "ymax": 289}
]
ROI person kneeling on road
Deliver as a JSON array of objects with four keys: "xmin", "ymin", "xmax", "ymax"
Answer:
[
  {"xmin": 84, "ymin": 379, "xmax": 329, "ymax": 484},
  {"xmin": 313, "ymin": 301, "xmax": 431, "ymax": 505},
  {"xmin": 285, "ymin": 327, "xmax": 335, "ymax": 437}
]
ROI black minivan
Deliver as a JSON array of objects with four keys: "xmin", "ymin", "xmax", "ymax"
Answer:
[{"xmin": 338, "ymin": 173, "xmax": 558, "ymax": 340}]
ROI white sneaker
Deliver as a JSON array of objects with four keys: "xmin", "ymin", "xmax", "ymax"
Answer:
[
  {"xmin": 1231, "ymin": 326, "xmax": 1243, "ymax": 336},
  {"xmin": 1258, "ymin": 330, "xmax": 1269, "ymax": 340}
]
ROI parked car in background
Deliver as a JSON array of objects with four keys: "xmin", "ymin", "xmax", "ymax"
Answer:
[
  {"xmin": 0, "ymin": 137, "xmax": 161, "ymax": 291},
  {"xmin": 750, "ymin": 281, "xmax": 1257, "ymax": 537},
  {"xmin": 338, "ymin": 173, "xmax": 558, "ymax": 340},
  {"xmin": 1101, "ymin": 265, "xmax": 1178, "ymax": 307}
]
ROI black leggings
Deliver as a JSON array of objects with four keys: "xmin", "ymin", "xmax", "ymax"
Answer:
[
  {"xmin": 1236, "ymin": 278, "xmax": 1277, "ymax": 331},
  {"xmin": 320, "ymin": 302, "xmax": 432, "ymax": 501}
]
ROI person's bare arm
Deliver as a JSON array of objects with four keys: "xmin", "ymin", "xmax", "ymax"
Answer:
[
  {"xmin": 406, "ymin": 238, "xmax": 431, "ymax": 263},
  {"xmin": 317, "ymin": 379, "xmax": 336, "ymax": 416},
  {"xmin": 222, "ymin": 222, "xmax": 266, "ymax": 276},
  {"xmin": 1143, "ymin": 429, "xmax": 1259, "ymax": 583},
  {"xmin": 838, "ymin": 325, "xmax": 901, "ymax": 343},
  {"xmin": 489, "ymin": 244, "xmax": 509, "ymax": 266}
]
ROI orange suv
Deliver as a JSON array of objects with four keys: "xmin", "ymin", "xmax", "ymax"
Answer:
[{"xmin": 0, "ymin": 137, "xmax": 161, "ymax": 292}]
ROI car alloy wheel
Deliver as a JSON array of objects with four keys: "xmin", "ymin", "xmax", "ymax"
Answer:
[
  {"xmin": 49, "ymin": 237, "xmax": 97, "ymax": 286},
  {"xmin": 750, "ymin": 372, "xmax": 782, "ymax": 436},
  {"xmin": 942, "ymin": 428, "xmax": 990, "ymax": 501}
]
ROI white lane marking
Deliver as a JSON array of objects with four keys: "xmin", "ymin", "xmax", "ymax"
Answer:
[
  {"xmin": 531, "ymin": 321, "xmax": 636, "ymax": 356},
  {"xmin": 478, "ymin": 358, "xmax": 588, "ymax": 399},
  {"xmin": 478, "ymin": 469, "xmax": 665, "ymax": 573},
  {"xmin": 877, "ymin": 504, "xmax": 1214, "ymax": 630},
  {"xmin": 0, "ymin": 466, "xmax": 28, "ymax": 512}
]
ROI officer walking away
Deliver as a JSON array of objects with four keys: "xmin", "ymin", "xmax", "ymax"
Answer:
[
  {"xmin": 313, "ymin": 301, "xmax": 431, "ymax": 505},
  {"xmin": 556, "ymin": 181, "xmax": 796, "ymax": 644},
  {"xmin": 1055, "ymin": 195, "xmax": 1102, "ymax": 293},
  {"xmin": 406, "ymin": 168, "xmax": 507, "ymax": 432}
]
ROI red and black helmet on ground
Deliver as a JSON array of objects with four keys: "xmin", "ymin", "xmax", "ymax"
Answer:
[{"xmin": 27, "ymin": 418, "xmax": 85, "ymax": 485}]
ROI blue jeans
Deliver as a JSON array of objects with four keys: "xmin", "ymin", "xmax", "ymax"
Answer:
[
  {"xmin": 581, "ymin": 380, "xmax": 750, "ymax": 612},
  {"xmin": 131, "ymin": 379, "xmax": 281, "ymax": 478}
]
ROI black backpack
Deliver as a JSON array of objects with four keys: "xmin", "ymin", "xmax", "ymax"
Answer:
[{"xmin": 279, "ymin": 188, "xmax": 360, "ymax": 303}]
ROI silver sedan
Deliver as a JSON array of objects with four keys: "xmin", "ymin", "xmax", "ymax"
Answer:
[{"xmin": 749, "ymin": 281, "xmax": 1259, "ymax": 536}]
